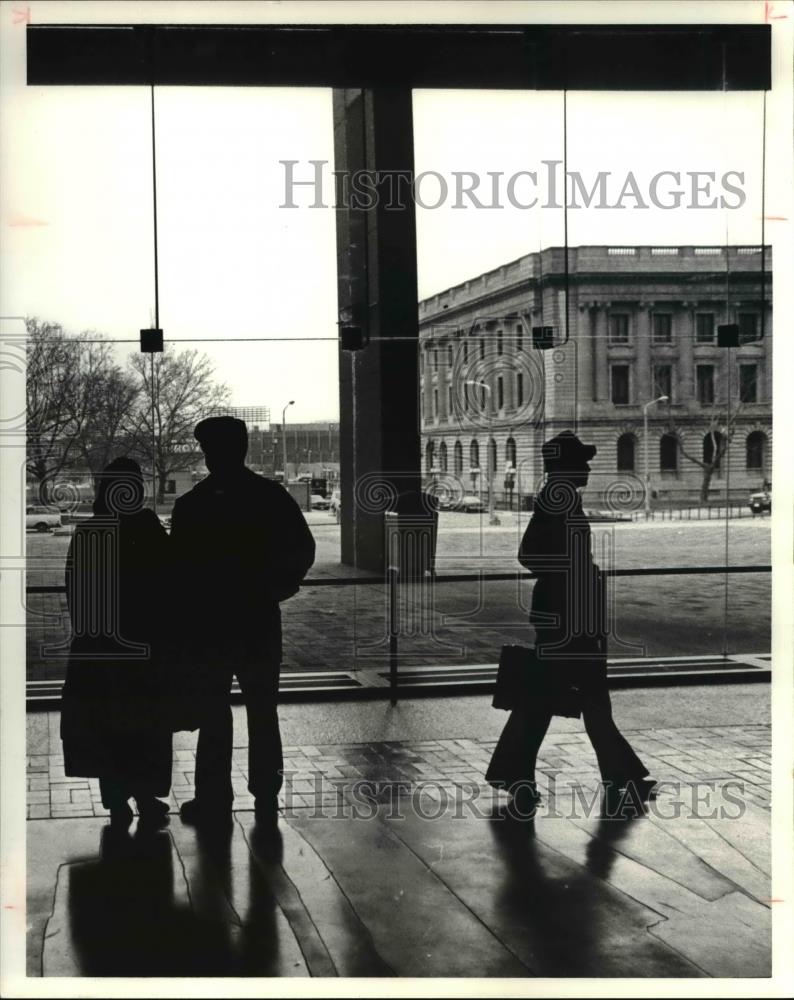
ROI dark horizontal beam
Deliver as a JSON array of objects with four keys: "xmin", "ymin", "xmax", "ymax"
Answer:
[{"xmin": 27, "ymin": 23, "xmax": 770, "ymax": 90}]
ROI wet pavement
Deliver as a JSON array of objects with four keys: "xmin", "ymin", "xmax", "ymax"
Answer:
[{"xmin": 25, "ymin": 690, "xmax": 772, "ymax": 979}]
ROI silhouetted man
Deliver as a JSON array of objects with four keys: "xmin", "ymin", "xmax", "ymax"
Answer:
[
  {"xmin": 171, "ymin": 416, "xmax": 315, "ymax": 825},
  {"xmin": 486, "ymin": 430, "xmax": 653, "ymax": 810}
]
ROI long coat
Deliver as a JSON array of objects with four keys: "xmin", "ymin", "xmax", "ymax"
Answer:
[
  {"xmin": 518, "ymin": 480, "xmax": 608, "ymax": 690},
  {"xmin": 169, "ymin": 468, "xmax": 316, "ymax": 668},
  {"xmin": 60, "ymin": 509, "xmax": 172, "ymax": 794}
]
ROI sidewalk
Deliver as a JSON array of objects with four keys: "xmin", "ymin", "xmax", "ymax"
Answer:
[{"xmin": 26, "ymin": 686, "xmax": 772, "ymax": 978}]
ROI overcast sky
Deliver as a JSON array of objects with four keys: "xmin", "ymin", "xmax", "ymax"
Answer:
[{"xmin": 1, "ymin": 16, "xmax": 780, "ymax": 423}]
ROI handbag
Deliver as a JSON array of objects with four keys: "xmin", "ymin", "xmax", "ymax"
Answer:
[{"xmin": 493, "ymin": 644, "xmax": 582, "ymax": 718}]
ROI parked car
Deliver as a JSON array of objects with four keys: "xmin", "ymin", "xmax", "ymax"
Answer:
[
  {"xmin": 439, "ymin": 493, "xmax": 488, "ymax": 514},
  {"xmin": 748, "ymin": 484, "xmax": 771, "ymax": 515},
  {"xmin": 310, "ymin": 493, "xmax": 330, "ymax": 510},
  {"xmin": 26, "ymin": 505, "xmax": 62, "ymax": 532}
]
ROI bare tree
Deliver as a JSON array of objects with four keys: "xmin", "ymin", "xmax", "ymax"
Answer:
[
  {"xmin": 26, "ymin": 319, "xmax": 126, "ymax": 502},
  {"xmin": 126, "ymin": 349, "xmax": 230, "ymax": 503},
  {"xmin": 667, "ymin": 401, "xmax": 747, "ymax": 504},
  {"xmin": 77, "ymin": 364, "xmax": 140, "ymax": 488}
]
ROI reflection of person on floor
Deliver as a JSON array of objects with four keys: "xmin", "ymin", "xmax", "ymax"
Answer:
[
  {"xmin": 60, "ymin": 458, "xmax": 172, "ymax": 827},
  {"xmin": 171, "ymin": 416, "xmax": 315, "ymax": 827},
  {"xmin": 66, "ymin": 826, "xmax": 235, "ymax": 976},
  {"xmin": 486, "ymin": 431, "xmax": 654, "ymax": 809}
]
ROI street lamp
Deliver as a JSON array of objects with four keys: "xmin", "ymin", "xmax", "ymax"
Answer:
[
  {"xmin": 466, "ymin": 379, "xmax": 499, "ymax": 525},
  {"xmin": 643, "ymin": 395, "xmax": 669, "ymax": 517},
  {"xmin": 282, "ymin": 400, "xmax": 295, "ymax": 483}
]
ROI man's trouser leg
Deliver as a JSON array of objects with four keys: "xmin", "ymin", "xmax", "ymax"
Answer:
[
  {"xmin": 486, "ymin": 705, "xmax": 553, "ymax": 790},
  {"xmin": 194, "ymin": 672, "xmax": 234, "ymax": 807},
  {"xmin": 582, "ymin": 686, "xmax": 648, "ymax": 782},
  {"xmin": 236, "ymin": 663, "xmax": 283, "ymax": 801}
]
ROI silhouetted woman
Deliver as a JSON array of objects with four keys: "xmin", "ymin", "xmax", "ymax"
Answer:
[
  {"xmin": 61, "ymin": 458, "xmax": 172, "ymax": 825},
  {"xmin": 486, "ymin": 431, "xmax": 654, "ymax": 810}
]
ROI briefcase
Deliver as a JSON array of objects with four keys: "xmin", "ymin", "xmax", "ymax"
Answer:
[{"xmin": 493, "ymin": 644, "xmax": 582, "ymax": 718}]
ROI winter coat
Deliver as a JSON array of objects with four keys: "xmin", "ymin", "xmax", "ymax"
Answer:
[
  {"xmin": 60, "ymin": 509, "xmax": 172, "ymax": 793},
  {"xmin": 518, "ymin": 480, "xmax": 608, "ymax": 690}
]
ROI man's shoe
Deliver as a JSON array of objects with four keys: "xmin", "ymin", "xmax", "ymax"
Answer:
[
  {"xmin": 180, "ymin": 798, "xmax": 233, "ymax": 827},
  {"xmin": 136, "ymin": 797, "xmax": 170, "ymax": 828}
]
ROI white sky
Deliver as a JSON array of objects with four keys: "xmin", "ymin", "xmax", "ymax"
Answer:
[{"xmin": 0, "ymin": 5, "xmax": 785, "ymax": 423}]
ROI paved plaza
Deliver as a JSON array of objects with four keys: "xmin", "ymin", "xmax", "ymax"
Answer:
[{"xmin": 25, "ymin": 688, "xmax": 774, "ymax": 979}]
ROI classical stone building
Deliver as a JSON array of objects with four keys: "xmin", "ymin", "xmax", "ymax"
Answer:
[{"xmin": 419, "ymin": 245, "xmax": 772, "ymax": 507}]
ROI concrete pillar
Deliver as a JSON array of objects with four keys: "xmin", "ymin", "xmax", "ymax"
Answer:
[{"xmin": 333, "ymin": 89, "xmax": 422, "ymax": 572}]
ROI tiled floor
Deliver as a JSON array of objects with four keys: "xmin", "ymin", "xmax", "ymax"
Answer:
[
  {"xmin": 27, "ymin": 724, "xmax": 772, "ymax": 820},
  {"xmin": 25, "ymin": 712, "xmax": 773, "ymax": 978}
]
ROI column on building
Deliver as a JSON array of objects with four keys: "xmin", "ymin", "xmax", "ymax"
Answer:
[
  {"xmin": 678, "ymin": 303, "xmax": 694, "ymax": 405},
  {"xmin": 594, "ymin": 306, "xmax": 609, "ymax": 402},
  {"xmin": 635, "ymin": 302, "xmax": 651, "ymax": 405},
  {"xmin": 574, "ymin": 304, "xmax": 594, "ymax": 423}
]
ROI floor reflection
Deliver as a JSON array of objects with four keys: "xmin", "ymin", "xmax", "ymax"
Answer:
[
  {"xmin": 487, "ymin": 798, "xmax": 648, "ymax": 977},
  {"xmin": 66, "ymin": 818, "xmax": 286, "ymax": 977}
]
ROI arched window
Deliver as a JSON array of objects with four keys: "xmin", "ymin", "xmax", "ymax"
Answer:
[
  {"xmin": 660, "ymin": 433, "xmax": 678, "ymax": 472},
  {"xmin": 425, "ymin": 440, "xmax": 435, "ymax": 473},
  {"xmin": 489, "ymin": 438, "xmax": 497, "ymax": 475},
  {"xmin": 454, "ymin": 440, "xmax": 463, "ymax": 475},
  {"xmin": 439, "ymin": 441, "xmax": 448, "ymax": 472},
  {"xmin": 505, "ymin": 437, "xmax": 517, "ymax": 468},
  {"xmin": 617, "ymin": 433, "xmax": 636, "ymax": 472},
  {"xmin": 703, "ymin": 431, "xmax": 725, "ymax": 476},
  {"xmin": 470, "ymin": 439, "xmax": 479, "ymax": 468},
  {"xmin": 746, "ymin": 431, "xmax": 767, "ymax": 472}
]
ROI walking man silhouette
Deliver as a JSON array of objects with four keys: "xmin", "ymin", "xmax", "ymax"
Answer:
[
  {"xmin": 486, "ymin": 431, "xmax": 653, "ymax": 811},
  {"xmin": 171, "ymin": 416, "xmax": 315, "ymax": 825}
]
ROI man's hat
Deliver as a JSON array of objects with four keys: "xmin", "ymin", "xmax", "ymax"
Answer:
[
  {"xmin": 194, "ymin": 415, "xmax": 248, "ymax": 451},
  {"xmin": 541, "ymin": 430, "xmax": 597, "ymax": 470}
]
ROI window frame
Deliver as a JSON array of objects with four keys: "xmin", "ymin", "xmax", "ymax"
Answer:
[
  {"xmin": 608, "ymin": 313, "xmax": 630, "ymax": 345},
  {"xmin": 739, "ymin": 363, "xmax": 759, "ymax": 404},
  {"xmin": 696, "ymin": 363, "xmax": 716, "ymax": 405},
  {"xmin": 610, "ymin": 363, "xmax": 631, "ymax": 405},
  {"xmin": 616, "ymin": 432, "xmax": 636, "ymax": 472},
  {"xmin": 659, "ymin": 433, "xmax": 679, "ymax": 473},
  {"xmin": 695, "ymin": 312, "xmax": 715, "ymax": 344},
  {"xmin": 652, "ymin": 312, "xmax": 673, "ymax": 344},
  {"xmin": 652, "ymin": 362, "xmax": 673, "ymax": 402}
]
